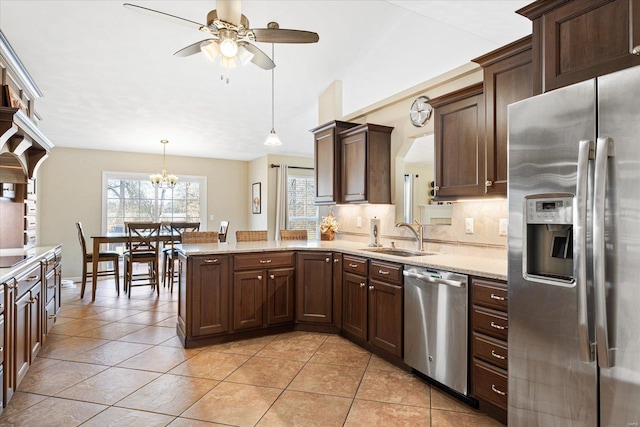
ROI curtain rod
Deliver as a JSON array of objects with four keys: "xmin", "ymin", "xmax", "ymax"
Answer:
[{"xmin": 270, "ymin": 163, "xmax": 314, "ymax": 171}]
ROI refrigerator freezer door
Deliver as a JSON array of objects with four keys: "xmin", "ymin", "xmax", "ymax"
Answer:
[
  {"xmin": 508, "ymin": 79, "xmax": 598, "ymax": 426},
  {"xmin": 597, "ymin": 64, "xmax": 640, "ymax": 426}
]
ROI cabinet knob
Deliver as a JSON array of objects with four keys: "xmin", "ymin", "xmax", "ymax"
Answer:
[
  {"xmin": 632, "ymin": 45, "xmax": 640, "ymax": 55},
  {"xmin": 269, "ymin": 274, "xmax": 275, "ymax": 279},
  {"xmin": 433, "ymin": 185, "xmax": 440, "ymax": 191},
  {"xmin": 359, "ymin": 282, "xmax": 366, "ymax": 288},
  {"xmin": 485, "ymin": 180, "xmax": 493, "ymax": 187},
  {"xmin": 368, "ymin": 285, "xmax": 374, "ymax": 291},
  {"xmin": 325, "ymin": 257, "xmax": 330, "ymax": 263},
  {"xmin": 257, "ymin": 275, "xmax": 263, "ymax": 280},
  {"xmin": 333, "ymin": 258, "xmax": 339, "ymax": 263}
]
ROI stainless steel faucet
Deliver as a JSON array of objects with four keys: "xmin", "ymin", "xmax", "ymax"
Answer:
[{"xmin": 395, "ymin": 221, "xmax": 425, "ymax": 251}]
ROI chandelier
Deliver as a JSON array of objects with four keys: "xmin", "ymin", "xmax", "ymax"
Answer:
[{"xmin": 150, "ymin": 139, "xmax": 178, "ymax": 189}]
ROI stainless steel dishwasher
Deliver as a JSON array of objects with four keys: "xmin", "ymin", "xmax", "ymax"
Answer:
[{"xmin": 403, "ymin": 265, "xmax": 468, "ymax": 395}]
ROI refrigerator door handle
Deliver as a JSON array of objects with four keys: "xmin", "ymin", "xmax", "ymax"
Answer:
[
  {"xmin": 594, "ymin": 136, "xmax": 615, "ymax": 368},
  {"xmin": 575, "ymin": 139, "xmax": 595, "ymax": 363}
]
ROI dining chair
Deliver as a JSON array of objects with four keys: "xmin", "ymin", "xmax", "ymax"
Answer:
[
  {"xmin": 76, "ymin": 222, "xmax": 120, "ymax": 301},
  {"xmin": 218, "ymin": 220, "xmax": 230, "ymax": 243},
  {"xmin": 280, "ymin": 229, "xmax": 308, "ymax": 240},
  {"xmin": 162, "ymin": 221, "xmax": 200, "ymax": 288},
  {"xmin": 236, "ymin": 230, "xmax": 268, "ymax": 242},
  {"xmin": 123, "ymin": 222, "xmax": 161, "ymax": 299}
]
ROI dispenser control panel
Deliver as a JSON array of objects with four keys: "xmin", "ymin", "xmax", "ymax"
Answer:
[{"xmin": 526, "ymin": 196, "xmax": 573, "ymax": 225}]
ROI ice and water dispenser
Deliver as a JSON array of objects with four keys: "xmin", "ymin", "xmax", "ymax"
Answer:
[{"xmin": 523, "ymin": 194, "xmax": 574, "ymax": 285}]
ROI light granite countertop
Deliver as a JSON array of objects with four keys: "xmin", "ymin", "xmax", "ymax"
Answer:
[
  {"xmin": 178, "ymin": 240, "xmax": 507, "ymax": 281},
  {"xmin": 0, "ymin": 245, "xmax": 61, "ymax": 284}
]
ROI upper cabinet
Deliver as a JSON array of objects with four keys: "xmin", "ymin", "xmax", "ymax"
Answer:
[
  {"xmin": 340, "ymin": 124, "xmax": 393, "ymax": 204},
  {"xmin": 431, "ymin": 83, "xmax": 485, "ymax": 200},
  {"xmin": 311, "ymin": 120, "xmax": 358, "ymax": 205},
  {"xmin": 312, "ymin": 121, "xmax": 393, "ymax": 205},
  {"xmin": 518, "ymin": 0, "xmax": 640, "ymax": 93},
  {"xmin": 473, "ymin": 36, "xmax": 533, "ymax": 196}
]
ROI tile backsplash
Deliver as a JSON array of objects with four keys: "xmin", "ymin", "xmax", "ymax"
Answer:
[{"xmin": 322, "ymin": 199, "xmax": 507, "ymax": 259}]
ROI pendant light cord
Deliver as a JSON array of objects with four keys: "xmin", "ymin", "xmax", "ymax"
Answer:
[{"xmin": 271, "ymin": 43, "xmax": 275, "ymax": 131}]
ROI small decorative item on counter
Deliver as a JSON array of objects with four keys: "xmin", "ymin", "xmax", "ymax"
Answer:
[{"xmin": 320, "ymin": 209, "xmax": 339, "ymax": 241}]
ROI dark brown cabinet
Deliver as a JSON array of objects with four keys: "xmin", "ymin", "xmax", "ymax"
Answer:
[
  {"xmin": 472, "ymin": 36, "xmax": 533, "ymax": 196},
  {"xmin": 13, "ymin": 266, "xmax": 41, "ymax": 390},
  {"xmin": 233, "ymin": 252, "xmax": 295, "ymax": 331},
  {"xmin": 519, "ymin": 0, "xmax": 640, "ymax": 93},
  {"xmin": 431, "ymin": 83, "xmax": 485, "ymax": 200},
  {"xmin": 296, "ymin": 252, "xmax": 333, "ymax": 324},
  {"xmin": 178, "ymin": 254, "xmax": 230, "ymax": 340},
  {"xmin": 340, "ymin": 124, "xmax": 394, "ymax": 204},
  {"xmin": 42, "ymin": 248, "xmax": 62, "ymax": 336},
  {"xmin": 311, "ymin": 120, "xmax": 358, "ymax": 205},
  {"xmin": 470, "ymin": 277, "xmax": 509, "ymax": 423},
  {"xmin": 342, "ymin": 257, "xmax": 403, "ymax": 358}
]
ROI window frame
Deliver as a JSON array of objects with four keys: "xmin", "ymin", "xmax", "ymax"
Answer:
[
  {"xmin": 286, "ymin": 171, "xmax": 319, "ymax": 239},
  {"xmin": 101, "ymin": 171, "xmax": 207, "ymax": 233}
]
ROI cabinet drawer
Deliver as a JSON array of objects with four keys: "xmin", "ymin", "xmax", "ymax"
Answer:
[
  {"xmin": 343, "ymin": 256, "xmax": 368, "ymax": 276},
  {"xmin": 472, "ymin": 306, "xmax": 508, "ymax": 341},
  {"xmin": 234, "ymin": 252, "xmax": 294, "ymax": 271},
  {"xmin": 369, "ymin": 260, "xmax": 402, "ymax": 285},
  {"xmin": 472, "ymin": 278, "xmax": 507, "ymax": 311},
  {"xmin": 24, "ymin": 200, "xmax": 36, "ymax": 215},
  {"xmin": 472, "ymin": 332, "xmax": 508, "ymax": 370},
  {"xmin": 45, "ymin": 298, "xmax": 56, "ymax": 334},
  {"xmin": 15, "ymin": 264, "xmax": 41, "ymax": 297},
  {"xmin": 24, "ymin": 216, "xmax": 37, "ymax": 230},
  {"xmin": 473, "ymin": 359, "xmax": 508, "ymax": 410}
]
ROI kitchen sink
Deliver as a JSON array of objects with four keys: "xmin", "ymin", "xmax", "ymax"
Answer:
[{"xmin": 361, "ymin": 247, "xmax": 436, "ymax": 257}]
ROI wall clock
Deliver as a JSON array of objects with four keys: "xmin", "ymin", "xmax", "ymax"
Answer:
[{"xmin": 409, "ymin": 96, "xmax": 433, "ymax": 127}]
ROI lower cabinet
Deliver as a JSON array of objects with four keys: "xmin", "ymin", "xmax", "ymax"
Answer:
[
  {"xmin": 295, "ymin": 252, "xmax": 333, "ymax": 324},
  {"xmin": 178, "ymin": 254, "xmax": 230, "ymax": 339},
  {"xmin": 470, "ymin": 276, "xmax": 509, "ymax": 423},
  {"xmin": 233, "ymin": 252, "xmax": 295, "ymax": 331},
  {"xmin": 342, "ymin": 257, "xmax": 403, "ymax": 358}
]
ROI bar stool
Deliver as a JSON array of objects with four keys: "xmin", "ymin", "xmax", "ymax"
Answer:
[
  {"xmin": 76, "ymin": 222, "xmax": 120, "ymax": 300},
  {"xmin": 280, "ymin": 230, "xmax": 308, "ymax": 240},
  {"xmin": 236, "ymin": 230, "xmax": 268, "ymax": 242},
  {"xmin": 123, "ymin": 222, "xmax": 161, "ymax": 298}
]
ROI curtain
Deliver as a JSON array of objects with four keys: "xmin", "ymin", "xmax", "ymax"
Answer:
[{"xmin": 274, "ymin": 164, "xmax": 288, "ymax": 240}]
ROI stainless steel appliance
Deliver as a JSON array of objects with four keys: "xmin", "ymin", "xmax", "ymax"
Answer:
[
  {"xmin": 403, "ymin": 266, "xmax": 468, "ymax": 395},
  {"xmin": 508, "ymin": 64, "xmax": 640, "ymax": 425}
]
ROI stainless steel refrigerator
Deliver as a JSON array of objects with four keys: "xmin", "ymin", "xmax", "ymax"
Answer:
[{"xmin": 508, "ymin": 64, "xmax": 640, "ymax": 426}]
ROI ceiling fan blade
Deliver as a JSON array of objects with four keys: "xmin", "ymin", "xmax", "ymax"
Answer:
[
  {"xmin": 252, "ymin": 28, "xmax": 319, "ymax": 44},
  {"xmin": 174, "ymin": 40, "xmax": 216, "ymax": 57},
  {"xmin": 123, "ymin": 3, "xmax": 206, "ymax": 31},
  {"xmin": 241, "ymin": 43, "xmax": 275, "ymax": 70},
  {"xmin": 216, "ymin": 0, "xmax": 242, "ymax": 26}
]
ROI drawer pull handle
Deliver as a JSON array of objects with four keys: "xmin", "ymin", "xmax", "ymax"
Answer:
[
  {"xmin": 491, "ymin": 350, "xmax": 506, "ymax": 360},
  {"xmin": 48, "ymin": 285, "xmax": 56, "ymax": 289},
  {"xmin": 203, "ymin": 259, "xmax": 218, "ymax": 264},
  {"xmin": 259, "ymin": 259, "xmax": 272, "ymax": 264},
  {"xmin": 348, "ymin": 263, "xmax": 359, "ymax": 268},
  {"xmin": 378, "ymin": 269, "xmax": 390, "ymax": 275},
  {"xmin": 48, "ymin": 314, "xmax": 56, "ymax": 320},
  {"xmin": 359, "ymin": 282, "xmax": 366, "ymax": 288},
  {"xmin": 490, "ymin": 293, "xmax": 506, "ymax": 301},
  {"xmin": 26, "ymin": 275, "xmax": 38, "ymax": 282},
  {"xmin": 490, "ymin": 322, "xmax": 507, "ymax": 330},
  {"xmin": 491, "ymin": 384, "xmax": 507, "ymax": 396}
]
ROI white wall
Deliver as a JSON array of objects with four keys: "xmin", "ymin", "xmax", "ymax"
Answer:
[{"xmin": 38, "ymin": 147, "xmax": 248, "ymax": 278}]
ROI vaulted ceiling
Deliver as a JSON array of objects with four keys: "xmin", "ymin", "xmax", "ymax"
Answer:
[{"xmin": 0, "ymin": 1, "xmax": 531, "ymax": 161}]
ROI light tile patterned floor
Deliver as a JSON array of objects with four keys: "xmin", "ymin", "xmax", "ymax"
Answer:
[{"xmin": 0, "ymin": 279, "xmax": 506, "ymax": 426}]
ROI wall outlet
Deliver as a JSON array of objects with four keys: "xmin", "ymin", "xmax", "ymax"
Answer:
[
  {"xmin": 356, "ymin": 216, "xmax": 362, "ymax": 227},
  {"xmin": 209, "ymin": 214, "xmax": 215, "ymax": 221},
  {"xmin": 465, "ymin": 218, "xmax": 474, "ymax": 234},
  {"xmin": 499, "ymin": 218, "xmax": 508, "ymax": 236}
]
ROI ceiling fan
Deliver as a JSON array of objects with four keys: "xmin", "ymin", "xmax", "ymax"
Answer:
[{"xmin": 123, "ymin": 1, "xmax": 319, "ymax": 71}]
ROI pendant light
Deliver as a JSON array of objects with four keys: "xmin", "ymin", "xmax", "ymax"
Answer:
[
  {"xmin": 264, "ymin": 43, "xmax": 282, "ymax": 146},
  {"xmin": 150, "ymin": 139, "xmax": 178, "ymax": 189}
]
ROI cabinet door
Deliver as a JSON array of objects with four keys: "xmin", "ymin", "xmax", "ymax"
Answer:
[
  {"xmin": 341, "ymin": 131, "xmax": 367, "ymax": 203},
  {"xmin": 368, "ymin": 279, "xmax": 403, "ymax": 357},
  {"xmin": 3, "ymin": 283, "xmax": 14, "ymax": 406},
  {"xmin": 233, "ymin": 270, "xmax": 265, "ymax": 330},
  {"xmin": 296, "ymin": 252, "xmax": 333, "ymax": 324},
  {"xmin": 190, "ymin": 256, "xmax": 229, "ymax": 337},
  {"xmin": 314, "ymin": 127, "xmax": 339, "ymax": 204},
  {"xmin": 28, "ymin": 285, "xmax": 42, "ymax": 361},
  {"xmin": 433, "ymin": 84, "xmax": 485, "ymax": 199},
  {"xmin": 526, "ymin": 0, "xmax": 640, "ymax": 92},
  {"xmin": 266, "ymin": 267, "xmax": 295, "ymax": 326},
  {"xmin": 342, "ymin": 272, "xmax": 367, "ymax": 340},
  {"xmin": 14, "ymin": 291, "xmax": 30, "ymax": 388}
]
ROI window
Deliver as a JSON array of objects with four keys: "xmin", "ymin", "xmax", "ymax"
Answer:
[
  {"xmin": 287, "ymin": 174, "xmax": 319, "ymax": 239},
  {"xmin": 102, "ymin": 172, "xmax": 207, "ymax": 233}
]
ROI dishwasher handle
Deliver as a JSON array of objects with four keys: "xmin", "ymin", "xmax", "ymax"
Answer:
[{"xmin": 403, "ymin": 270, "xmax": 466, "ymax": 288}]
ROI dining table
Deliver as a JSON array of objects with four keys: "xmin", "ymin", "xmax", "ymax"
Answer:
[{"xmin": 90, "ymin": 231, "xmax": 180, "ymax": 299}]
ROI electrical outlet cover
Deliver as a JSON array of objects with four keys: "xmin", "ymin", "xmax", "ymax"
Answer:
[{"xmin": 465, "ymin": 218, "xmax": 474, "ymax": 234}]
